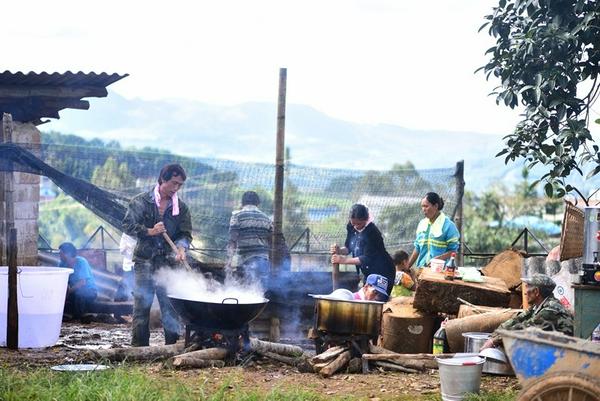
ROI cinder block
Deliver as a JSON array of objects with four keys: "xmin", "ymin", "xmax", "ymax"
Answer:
[
  {"xmin": 14, "ymin": 184, "xmax": 40, "ymax": 202},
  {"xmin": 13, "ymin": 202, "xmax": 39, "ymax": 220},
  {"xmin": 16, "ymin": 173, "xmax": 40, "ymax": 185}
]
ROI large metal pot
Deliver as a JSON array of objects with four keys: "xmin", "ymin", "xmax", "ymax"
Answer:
[
  {"xmin": 313, "ymin": 296, "xmax": 383, "ymax": 339},
  {"xmin": 462, "ymin": 332, "xmax": 514, "ymax": 376},
  {"xmin": 168, "ymin": 295, "xmax": 268, "ymax": 330}
]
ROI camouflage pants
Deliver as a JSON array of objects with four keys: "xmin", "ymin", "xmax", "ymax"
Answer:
[{"xmin": 131, "ymin": 257, "xmax": 181, "ymax": 346}]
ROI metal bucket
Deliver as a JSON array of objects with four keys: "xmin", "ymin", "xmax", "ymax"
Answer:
[
  {"xmin": 436, "ymin": 355, "xmax": 485, "ymax": 401},
  {"xmin": 462, "ymin": 332, "xmax": 514, "ymax": 375}
]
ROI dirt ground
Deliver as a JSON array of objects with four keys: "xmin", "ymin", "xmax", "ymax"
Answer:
[{"xmin": 0, "ymin": 321, "xmax": 520, "ymax": 400}]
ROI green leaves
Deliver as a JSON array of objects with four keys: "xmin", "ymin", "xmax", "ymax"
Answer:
[{"xmin": 481, "ymin": 0, "xmax": 600, "ymax": 198}]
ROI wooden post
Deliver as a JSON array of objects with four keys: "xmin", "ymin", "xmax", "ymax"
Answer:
[
  {"xmin": 271, "ymin": 68, "xmax": 287, "ymax": 271},
  {"xmin": 2, "ymin": 113, "xmax": 16, "ymax": 266},
  {"xmin": 7, "ymin": 228, "xmax": 18, "ymax": 349},
  {"xmin": 454, "ymin": 161, "xmax": 465, "ymax": 266},
  {"xmin": 332, "ymin": 263, "xmax": 340, "ymax": 290}
]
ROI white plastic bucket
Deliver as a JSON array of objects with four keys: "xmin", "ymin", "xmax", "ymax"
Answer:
[
  {"xmin": 0, "ymin": 266, "xmax": 73, "ymax": 348},
  {"xmin": 436, "ymin": 355, "xmax": 485, "ymax": 401}
]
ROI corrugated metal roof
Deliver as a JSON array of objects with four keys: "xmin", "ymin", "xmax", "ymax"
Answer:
[
  {"xmin": 0, "ymin": 70, "xmax": 128, "ymax": 88},
  {"xmin": 0, "ymin": 71, "xmax": 128, "ymax": 122}
]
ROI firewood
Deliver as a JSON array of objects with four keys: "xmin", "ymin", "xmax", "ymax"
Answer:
[
  {"xmin": 249, "ymin": 338, "xmax": 303, "ymax": 357},
  {"xmin": 373, "ymin": 361, "xmax": 420, "ymax": 374},
  {"xmin": 91, "ymin": 342, "xmax": 186, "ymax": 362},
  {"xmin": 296, "ymin": 358, "xmax": 315, "ymax": 373},
  {"xmin": 361, "ymin": 353, "xmax": 443, "ymax": 370},
  {"xmin": 172, "ymin": 347, "xmax": 229, "ymax": 361},
  {"xmin": 257, "ymin": 351, "xmax": 304, "ymax": 366},
  {"xmin": 347, "ymin": 357, "xmax": 362, "ymax": 374},
  {"xmin": 445, "ymin": 309, "xmax": 520, "ymax": 352},
  {"xmin": 311, "ymin": 345, "xmax": 347, "ymax": 363},
  {"xmin": 170, "ymin": 358, "xmax": 226, "ymax": 369},
  {"xmin": 319, "ymin": 351, "xmax": 351, "ymax": 378}
]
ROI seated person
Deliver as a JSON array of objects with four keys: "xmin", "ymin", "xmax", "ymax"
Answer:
[
  {"xmin": 353, "ymin": 274, "xmax": 389, "ymax": 302},
  {"xmin": 481, "ymin": 273, "xmax": 573, "ymax": 350},
  {"xmin": 58, "ymin": 242, "xmax": 98, "ymax": 321},
  {"xmin": 390, "ymin": 250, "xmax": 416, "ymax": 297}
]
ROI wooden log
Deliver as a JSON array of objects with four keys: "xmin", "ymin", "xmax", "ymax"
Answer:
[
  {"xmin": 319, "ymin": 351, "xmax": 351, "ymax": 378},
  {"xmin": 171, "ymin": 358, "xmax": 225, "ymax": 369},
  {"xmin": 481, "ymin": 249, "xmax": 523, "ymax": 289},
  {"xmin": 311, "ymin": 345, "xmax": 346, "ymax": 363},
  {"xmin": 91, "ymin": 342, "xmax": 186, "ymax": 362},
  {"xmin": 297, "ymin": 358, "xmax": 315, "ymax": 373},
  {"xmin": 249, "ymin": 338, "xmax": 303, "ymax": 357},
  {"xmin": 172, "ymin": 347, "xmax": 229, "ymax": 361},
  {"xmin": 258, "ymin": 351, "xmax": 302, "ymax": 366},
  {"xmin": 347, "ymin": 357, "xmax": 362, "ymax": 374},
  {"xmin": 373, "ymin": 361, "xmax": 420, "ymax": 374},
  {"xmin": 361, "ymin": 353, "xmax": 442, "ymax": 370},
  {"xmin": 445, "ymin": 309, "xmax": 520, "ymax": 352},
  {"xmin": 457, "ymin": 303, "xmax": 512, "ymax": 318},
  {"xmin": 413, "ymin": 269, "xmax": 511, "ymax": 315}
]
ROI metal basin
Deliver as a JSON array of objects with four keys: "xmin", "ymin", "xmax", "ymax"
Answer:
[
  {"xmin": 168, "ymin": 295, "xmax": 268, "ymax": 330},
  {"xmin": 463, "ymin": 332, "xmax": 514, "ymax": 376},
  {"xmin": 312, "ymin": 296, "xmax": 383, "ymax": 339}
]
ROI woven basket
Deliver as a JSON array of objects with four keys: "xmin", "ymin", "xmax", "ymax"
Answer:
[{"xmin": 559, "ymin": 200, "xmax": 584, "ymax": 261}]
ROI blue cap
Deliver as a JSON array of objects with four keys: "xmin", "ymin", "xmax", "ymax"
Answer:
[{"xmin": 365, "ymin": 274, "xmax": 389, "ymax": 297}]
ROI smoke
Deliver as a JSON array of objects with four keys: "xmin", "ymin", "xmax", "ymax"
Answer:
[{"xmin": 154, "ymin": 266, "xmax": 265, "ymax": 304}]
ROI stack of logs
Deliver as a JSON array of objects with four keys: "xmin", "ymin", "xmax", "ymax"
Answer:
[
  {"xmin": 90, "ymin": 338, "xmax": 307, "ymax": 369},
  {"xmin": 304, "ymin": 343, "xmax": 442, "ymax": 377}
]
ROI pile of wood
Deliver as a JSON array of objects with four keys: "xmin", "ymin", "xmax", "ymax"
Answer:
[
  {"xmin": 90, "ymin": 338, "xmax": 306, "ymax": 370},
  {"xmin": 303, "ymin": 343, "xmax": 442, "ymax": 377}
]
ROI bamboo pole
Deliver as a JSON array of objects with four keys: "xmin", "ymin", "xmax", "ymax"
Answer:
[{"xmin": 271, "ymin": 67, "xmax": 287, "ymax": 271}]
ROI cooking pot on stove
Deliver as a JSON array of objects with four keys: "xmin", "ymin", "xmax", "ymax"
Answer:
[
  {"xmin": 168, "ymin": 295, "xmax": 269, "ymax": 330},
  {"xmin": 311, "ymin": 295, "xmax": 383, "ymax": 339}
]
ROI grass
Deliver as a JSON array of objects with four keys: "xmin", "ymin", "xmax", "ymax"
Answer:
[
  {"xmin": 0, "ymin": 365, "xmax": 518, "ymax": 401},
  {"xmin": 0, "ymin": 366, "xmax": 346, "ymax": 401}
]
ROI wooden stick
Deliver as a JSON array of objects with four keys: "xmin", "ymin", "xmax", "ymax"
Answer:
[
  {"xmin": 91, "ymin": 342, "xmax": 186, "ymax": 362},
  {"xmin": 249, "ymin": 338, "xmax": 304, "ymax": 357},
  {"xmin": 332, "ymin": 262, "xmax": 340, "ymax": 290},
  {"xmin": 311, "ymin": 345, "xmax": 346, "ymax": 363},
  {"xmin": 161, "ymin": 232, "xmax": 193, "ymax": 271},
  {"xmin": 319, "ymin": 351, "xmax": 351, "ymax": 378},
  {"xmin": 361, "ymin": 353, "xmax": 443, "ymax": 370},
  {"xmin": 373, "ymin": 361, "xmax": 420, "ymax": 374},
  {"xmin": 171, "ymin": 358, "xmax": 225, "ymax": 369}
]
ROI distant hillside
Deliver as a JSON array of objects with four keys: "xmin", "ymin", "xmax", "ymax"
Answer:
[{"xmin": 45, "ymin": 91, "xmax": 597, "ymax": 193}]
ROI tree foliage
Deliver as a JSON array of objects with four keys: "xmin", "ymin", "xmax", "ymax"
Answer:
[
  {"xmin": 91, "ymin": 157, "xmax": 136, "ymax": 190},
  {"xmin": 480, "ymin": 0, "xmax": 600, "ymax": 198}
]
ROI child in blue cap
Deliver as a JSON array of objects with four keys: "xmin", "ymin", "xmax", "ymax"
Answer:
[{"xmin": 353, "ymin": 274, "xmax": 389, "ymax": 302}]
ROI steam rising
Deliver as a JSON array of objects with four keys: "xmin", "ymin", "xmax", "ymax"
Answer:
[{"xmin": 155, "ymin": 267, "xmax": 265, "ymax": 304}]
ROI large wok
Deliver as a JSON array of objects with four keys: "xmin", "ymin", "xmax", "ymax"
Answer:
[{"xmin": 168, "ymin": 295, "xmax": 269, "ymax": 330}]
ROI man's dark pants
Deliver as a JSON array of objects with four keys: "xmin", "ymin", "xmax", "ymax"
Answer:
[{"xmin": 132, "ymin": 257, "xmax": 181, "ymax": 346}]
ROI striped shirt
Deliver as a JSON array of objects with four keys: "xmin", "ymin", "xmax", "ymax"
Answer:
[
  {"xmin": 414, "ymin": 212, "xmax": 459, "ymax": 267},
  {"xmin": 229, "ymin": 205, "xmax": 273, "ymax": 264}
]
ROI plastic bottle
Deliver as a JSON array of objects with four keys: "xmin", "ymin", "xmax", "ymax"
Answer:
[
  {"xmin": 432, "ymin": 318, "xmax": 449, "ymax": 354},
  {"xmin": 444, "ymin": 252, "xmax": 457, "ymax": 281},
  {"xmin": 592, "ymin": 323, "xmax": 600, "ymax": 343}
]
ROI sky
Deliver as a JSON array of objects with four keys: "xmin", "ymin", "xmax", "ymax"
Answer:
[{"xmin": 2, "ymin": 0, "xmax": 520, "ymax": 136}]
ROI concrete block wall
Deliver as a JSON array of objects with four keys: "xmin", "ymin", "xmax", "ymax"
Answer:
[{"xmin": 1, "ymin": 121, "xmax": 40, "ymax": 266}]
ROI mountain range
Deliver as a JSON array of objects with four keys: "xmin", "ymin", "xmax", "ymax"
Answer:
[{"xmin": 44, "ymin": 91, "xmax": 585, "ymax": 193}]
